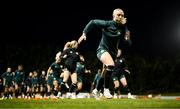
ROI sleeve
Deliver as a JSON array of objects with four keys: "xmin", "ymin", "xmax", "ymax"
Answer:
[
  {"xmin": 50, "ymin": 63, "xmax": 55, "ymax": 69},
  {"xmin": 83, "ymin": 19, "xmax": 108, "ymax": 35}
]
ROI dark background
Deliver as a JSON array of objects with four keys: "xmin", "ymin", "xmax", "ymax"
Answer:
[
  {"xmin": 13, "ymin": 0, "xmax": 180, "ymax": 56},
  {"xmin": 1, "ymin": 0, "xmax": 180, "ymax": 93}
]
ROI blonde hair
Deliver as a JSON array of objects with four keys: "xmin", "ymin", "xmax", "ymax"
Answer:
[
  {"xmin": 63, "ymin": 40, "xmax": 78, "ymax": 50},
  {"xmin": 63, "ymin": 41, "xmax": 71, "ymax": 50},
  {"xmin": 70, "ymin": 40, "xmax": 78, "ymax": 48}
]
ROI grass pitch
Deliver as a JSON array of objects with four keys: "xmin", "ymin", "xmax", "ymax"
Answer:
[{"xmin": 0, "ymin": 98, "xmax": 180, "ymax": 109}]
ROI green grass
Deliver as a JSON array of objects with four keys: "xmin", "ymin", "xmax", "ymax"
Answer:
[{"xmin": 0, "ymin": 98, "xmax": 180, "ymax": 109}]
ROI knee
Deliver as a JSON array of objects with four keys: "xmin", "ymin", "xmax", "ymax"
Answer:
[
  {"xmin": 77, "ymin": 84, "xmax": 82, "ymax": 90},
  {"xmin": 114, "ymin": 81, "xmax": 120, "ymax": 88},
  {"xmin": 103, "ymin": 65, "xmax": 115, "ymax": 77},
  {"xmin": 71, "ymin": 78, "xmax": 77, "ymax": 84}
]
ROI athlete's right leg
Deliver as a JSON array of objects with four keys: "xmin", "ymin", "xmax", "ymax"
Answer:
[
  {"xmin": 120, "ymin": 77, "xmax": 135, "ymax": 99},
  {"xmin": 60, "ymin": 70, "xmax": 70, "ymax": 97},
  {"xmin": 102, "ymin": 65, "xmax": 114, "ymax": 99},
  {"xmin": 98, "ymin": 51, "xmax": 115, "ymax": 98},
  {"xmin": 70, "ymin": 72, "xmax": 77, "ymax": 99}
]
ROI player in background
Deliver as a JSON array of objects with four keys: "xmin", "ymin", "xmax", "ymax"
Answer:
[
  {"xmin": 60, "ymin": 40, "xmax": 80, "ymax": 99},
  {"xmin": 91, "ymin": 69, "xmax": 103, "ymax": 98},
  {"xmin": 47, "ymin": 51, "xmax": 62, "ymax": 98},
  {"xmin": 112, "ymin": 49, "xmax": 135, "ymax": 99},
  {"xmin": 39, "ymin": 70, "xmax": 47, "ymax": 98},
  {"xmin": 32, "ymin": 70, "xmax": 39, "ymax": 98},
  {"xmin": 1, "ymin": 67, "xmax": 14, "ymax": 99},
  {"xmin": 13, "ymin": 64, "xmax": 25, "ymax": 98},
  {"xmin": 25, "ymin": 71, "xmax": 33, "ymax": 99}
]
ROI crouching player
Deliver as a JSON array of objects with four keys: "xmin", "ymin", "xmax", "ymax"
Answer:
[{"xmin": 112, "ymin": 49, "xmax": 135, "ymax": 99}]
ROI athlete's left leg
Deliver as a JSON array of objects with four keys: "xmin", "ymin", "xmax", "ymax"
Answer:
[
  {"xmin": 120, "ymin": 77, "xmax": 135, "ymax": 99},
  {"xmin": 70, "ymin": 72, "xmax": 78, "ymax": 99}
]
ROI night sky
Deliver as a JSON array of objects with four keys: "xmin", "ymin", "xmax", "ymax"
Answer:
[
  {"xmin": 13, "ymin": 1, "xmax": 180, "ymax": 54},
  {"xmin": 2, "ymin": 0, "xmax": 180, "ymax": 68}
]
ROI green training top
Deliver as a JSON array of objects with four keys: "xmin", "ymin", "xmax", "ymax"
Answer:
[{"xmin": 83, "ymin": 19, "xmax": 128, "ymax": 59}]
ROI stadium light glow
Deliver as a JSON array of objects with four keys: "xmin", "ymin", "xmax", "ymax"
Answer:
[
  {"xmin": 170, "ymin": 13, "xmax": 180, "ymax": 48},
  {"xmin": 178, "ymin": 22, "xmax": 180, "ymax": 38},
  {"xmin": 175, "ymin": 17, "xmax": 180, "ymax": 43}
]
